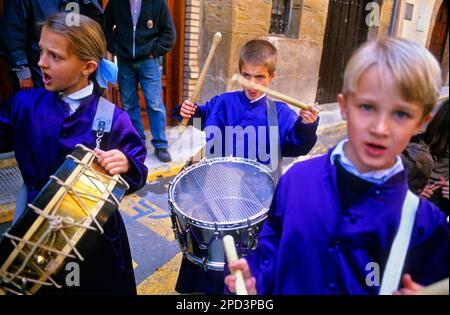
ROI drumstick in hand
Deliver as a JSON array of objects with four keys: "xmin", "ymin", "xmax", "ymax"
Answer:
[
  {"xmin": 417, "ymin": 278, "xmax": 449, "ymax": 295},
  {"xmin": 223, "ymin": 235, "xmax": 248, "ymax": 295},
  {"xmin": 179, "ymin": 32, "xmax": 222, "ymax": 134},
  {"xmin": 231, "ymin": 74, "xmax": 319, "ymax": 113}
]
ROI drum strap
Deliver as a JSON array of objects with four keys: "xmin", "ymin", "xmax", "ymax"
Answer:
[
  {"xmin": 267, "ymin": 98, "xmax": 281, "ymax": 183},
  {"xmin": 92, "ymin": 96, "xmax": 115, "ymax": 149},
  {"xmin": 379, "ymin": 190, "xmax": 419, "ymax": 295}
]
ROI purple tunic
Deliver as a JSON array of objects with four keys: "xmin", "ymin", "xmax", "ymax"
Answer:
[
  {"xmin": 247, "ymin": 149, "xmax": 449, "ymax": 294},
  {"xmin": 173, "ymin": 91, "xmax": 319, "ymax": 163},
  {"xmin": 0, "ymin": 88, "xmax": 148, "ymax": 201},
  {"xmin": 0, "ymin": 88, "xmax": 148, "ymax": 294}
]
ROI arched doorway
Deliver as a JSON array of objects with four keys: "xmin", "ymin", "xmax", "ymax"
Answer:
[{"xmin": 429, "ymin": 1, "xmax": 448, "ymax": 81}]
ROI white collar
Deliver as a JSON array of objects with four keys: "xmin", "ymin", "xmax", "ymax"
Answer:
[
  {"xmin": 250, "ymin": 93, "xmax": 267, "ymax": 104},
  {"xmin": 330, "ymin": 139, "xmax": 404, "ymax": 184},
  {"xmin": 63, "ymin": 82, "xmax": 94, "ymax": 100},
  {"xmin": 60, "ymin": 82, "xmax": 94, "ymax": 115}
]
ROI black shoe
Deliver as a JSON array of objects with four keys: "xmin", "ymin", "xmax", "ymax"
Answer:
[{"xmin": 155, "ymin": 148, "xmax": 172, "ymax": 162}]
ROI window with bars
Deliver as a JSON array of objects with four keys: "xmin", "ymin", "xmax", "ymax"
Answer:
[{"xmin": 270, "ymin": 0, "xmax": 291, "ymax": 35}]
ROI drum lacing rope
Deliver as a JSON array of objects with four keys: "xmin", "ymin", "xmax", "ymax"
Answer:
[
  {"xmin": 0, "ymin": 148, "xmax": 127, "ymax": 294},
  {"xmin": 0, "ymin": 202, "xmax": 94, "ymax": 291},
  {"xmin": 67, "ymin": 154, "xmax": 129, "ymax": 195},
  {"xmin": 75, "ymin": 144, "xmax": 130, "ymax": 191}
]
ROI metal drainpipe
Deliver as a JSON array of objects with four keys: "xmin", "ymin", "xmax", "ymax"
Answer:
[{"xmin": 389, "ymin": 0, "xmax": 400, "ymax": 36}]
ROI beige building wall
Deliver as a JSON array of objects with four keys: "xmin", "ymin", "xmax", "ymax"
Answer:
[
  {"xmin": 184, "ymin": 0, "xmax": 447, "ymax": 106},
  {"xmin": 267, "ymin": 0, "xmax": 329, "ymax": 105},
  {"xmin": 194, "ymin": 0, "xmax": 329, "ymax": 105},
  {"xmin": 399, "ymin": 0, "xmax": 437, "ymax": 46}
]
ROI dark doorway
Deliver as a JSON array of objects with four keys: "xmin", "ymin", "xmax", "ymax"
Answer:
[
  {"xmin": 429, "ymin": 1, "xmax": 449, "ymax": 73},
  {"xmin": 316, "ymin": 0, "xmax": 373, "ymax": 104}
]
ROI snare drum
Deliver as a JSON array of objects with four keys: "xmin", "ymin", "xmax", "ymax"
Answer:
[
  {"xmin": 169, "ymin": 157, "xmax": 275, "ymax": 271},
  {"xmin": 0, "ymin": 144, "xmax": 129, "ymax": 294}
]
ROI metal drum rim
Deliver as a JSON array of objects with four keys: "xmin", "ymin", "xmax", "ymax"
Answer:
[{"xmin": 168, "ymin": 157, "xmax": 274, "ymax": 229}]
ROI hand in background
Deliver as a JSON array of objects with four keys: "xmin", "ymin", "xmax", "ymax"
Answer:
[
  {"xmin": 420, "ymin": 183, "xmax": 436, "ymax": 199},
  {"xmin": 19, "ymin": 78, "xmax": 34, "ymax": 89},
  {"xmin": 436, "ymin": 177, "xmax": 449, "ymax": 200}
]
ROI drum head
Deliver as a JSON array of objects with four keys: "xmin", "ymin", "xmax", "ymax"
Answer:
[{"xmin": 170, "ymin": 158, "xmax": 275, "ymax": 227}]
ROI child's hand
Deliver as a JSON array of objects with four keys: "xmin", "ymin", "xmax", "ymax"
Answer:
[
  {"xmin": 420, "ymin": 183, "xmax": 436, "ymax": 199},
  {"xmin": 393, "ymin": 274, "xmax": 423, "ymax": 295},
  {"xmin": 180, "ymin": 100, "xmax": 197, "ymax": 119},
  {"xmin": 95, "ymin": 149, "xmax": 130, "ymax": 175},
  {"xmin": 299, "ymin": 105, "xmax": 319, "ymax": 125},
  {"xmin": 19, "ymin": 78, "xmax": 34, "ymax": 90},
  {"xmin": 436, "ymin": 177, "xmax": 449, "ymax": 200},
  {"xmin": 224, "ymin": 258, "xmax": 257, "ymax": 295}
]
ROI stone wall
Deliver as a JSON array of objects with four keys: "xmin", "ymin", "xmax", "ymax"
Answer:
[
  {"xmin": 268, "ymin": 0, "xmax": 329, "ymax": 105},
  {"xmin": 196, "ymin": 0, "xmax": 328, "ymax": 106},
  {"xmin": 199, "ymin": 0, "xmax": 272, "ymax": 103}
]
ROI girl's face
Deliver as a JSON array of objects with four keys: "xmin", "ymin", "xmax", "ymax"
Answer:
[
  {"xmin": 38, "ymin": 26, "xmax": 96, "ymax": 95},
  {"xmin": 337, "ymin": 67, "xmax": 432, "ymax": 173}
]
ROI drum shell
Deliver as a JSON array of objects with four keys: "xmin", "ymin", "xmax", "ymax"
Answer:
[
  {"xmin": 0, "ymin": 145, "xmax": 128, "ymax": 294},
  {"xmin": 168, "ymin": 157, "xmax": 274, "ymax": 271}
]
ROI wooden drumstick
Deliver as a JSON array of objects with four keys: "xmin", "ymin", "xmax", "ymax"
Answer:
[
  {"xmin": 231, "ymin": 74, "xmax": 319, "ymax": 113},
  {"xmin": 417, "ymin": 278, "xmax": 449, "ymax": 295},
  {"xmin": 179, "ymin": 32, "xmax": 223, "ymax": 134},
  {"xmin": 223, "ymin": 235, "xmax": 248, "ymax": 295}
]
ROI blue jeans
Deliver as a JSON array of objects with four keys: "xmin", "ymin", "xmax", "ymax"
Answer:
[{"xmin": 117, "ymin": 57, "xmax": 168, "ymax": 149}]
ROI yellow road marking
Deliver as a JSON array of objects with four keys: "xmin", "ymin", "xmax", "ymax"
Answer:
[
  {"xmin": 137, "ymin": 252, "xmax": 182, "ymax": 295},
  {"xmin": 146, "ymin": 163, "xmax": 184, "ymax": 182},
  {"xmin": 0, "ymin": 204, "xmax": 14, "ymax": 224},
  {"xmin": 119, "ymin": 194, "xmax": 142, "ymax": 218},
  {"xmin": 136, "ymin": 198, "xmax": 174, "ymax": 241}
]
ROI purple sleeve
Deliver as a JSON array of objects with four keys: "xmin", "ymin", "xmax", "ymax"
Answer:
[
  {"xmin": 403, "ymin": 201, "xmax": 449, "ymax": 285},
  {"xmin": 246, "ymin": 179, "xmax": 286, "ymax": 295},
  {"xmin": 277, "ymin": 104, "xmax": 319, "ymax": 157},
  {"xmin": 107, "ymin": 111, "xmax": 148, "ymax": 194},
  {"xmin": 0, "ymin": 95, "xmax": 15, "ymax": 153}
]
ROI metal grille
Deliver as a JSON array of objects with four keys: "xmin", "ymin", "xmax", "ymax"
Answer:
[
  {"xmin": 0, "ymin": 166, "xmax": 23, "ymax": 206},
  {"xmin": 270, "ymin": 0, "xmax": 290, "ymax": 35},
  {"xmin": 172, "ymin": 159, "xmax": 274, "ymax": 224}
]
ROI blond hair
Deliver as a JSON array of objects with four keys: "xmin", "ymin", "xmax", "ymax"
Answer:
[
  {"xmin": 239, "ymin": 39, "xmax": 278, "ymax": 76},
  {"xmin": 342, "ymin": 37, "xmax": 442, "ymax": 116},
  {"xmin": 42, "ymin": 13, "xmax": 106, "ymax": 66}
]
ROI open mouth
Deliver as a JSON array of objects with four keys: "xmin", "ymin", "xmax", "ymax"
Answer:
[
  {"xmin": 247, "ymin": 90, "xmax": 258, "ymax": 98},
  {"xmin": 365, "ymin": 142, "xmax": 387, "ymax": 156},
  {"xmin": 42, "ymin": 73, "xmax": 52, "ymax": 85}
]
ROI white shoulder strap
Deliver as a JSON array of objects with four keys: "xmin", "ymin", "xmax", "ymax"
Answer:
[
  {"xmin": 379, "ymin": 190, "xmax": 419, "ymax": 295},
  {"xmin": 92, "ymin": 96, "xmax": 115, "ymax": 133}
]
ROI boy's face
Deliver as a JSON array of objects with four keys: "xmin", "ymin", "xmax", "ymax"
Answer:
[
  {"xmin": 240, "ymin": 63, "xmax": 274, "ymax": 101},
  {"xmin": 337, "ymin": 67, "xmax": 432, "ymax": 173},
  {"xmin": 38, "ymin": 27, "xmax": 96, "ymax": 95}
]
